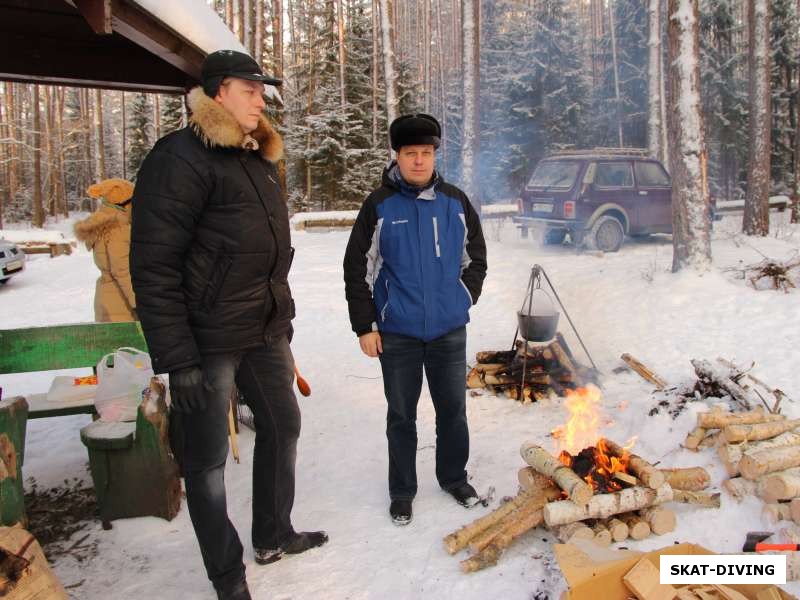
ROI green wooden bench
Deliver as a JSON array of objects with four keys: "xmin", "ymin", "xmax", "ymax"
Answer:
[{"xmin": 0, "ymin": 322, "xmax": 180, "ymax": 527}]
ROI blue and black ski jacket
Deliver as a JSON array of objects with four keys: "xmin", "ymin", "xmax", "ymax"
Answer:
[{"xmin": 344, "ymin": 164, "xmax": 487, "ymax": 342}]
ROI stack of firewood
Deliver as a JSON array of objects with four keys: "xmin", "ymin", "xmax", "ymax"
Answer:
[
  {"xmin": 685, "ymin": 407, "xmax": 800, "ymax": 525},
  {"xmin": 466, "ymin": 334, "xmax": 590, "ymax": 403},
  {"xmin": 443, "ymin": 440, "xmax": 712, "ymax": 573}
]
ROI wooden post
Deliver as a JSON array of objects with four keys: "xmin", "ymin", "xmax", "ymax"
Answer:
[{"xmin": 0, "ymin": 397, "xmax": 28, "ymax": 527}]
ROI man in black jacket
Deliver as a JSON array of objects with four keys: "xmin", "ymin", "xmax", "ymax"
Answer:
[{"xmin": 131, "ymin": 50, "xmax": 327, "ymax": 600}]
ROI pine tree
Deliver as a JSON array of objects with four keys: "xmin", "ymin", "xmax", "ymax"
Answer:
[
  {"xmin": 700, "ymin": 0, "xmax": 748, "ymax": 201},
  {"xmin": 770, "ymin": 0, "xmax": 798, "ymax": 194},
  {"xmin": 161, "ymin": 94, "xmax": 185, "ymax": 136},
  {"xmin": 127, "ymin": 93, "xmax": 152, "ymax": 179}
]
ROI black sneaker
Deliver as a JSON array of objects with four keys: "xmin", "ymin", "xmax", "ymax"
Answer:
[
  {"xmin": 447, "ymin": 482, "xmax": 481, "ymax": 508},
  {"xmin": 215, "ymin": 579, "xmax": 251, "ymax": 600},
  {"xmin": 254, "ymin": 530, "xmax": 329, "ymax": 565},
  {"xmin": 390, "ymin": 499, "xmax": 413, "ymax": 525}
]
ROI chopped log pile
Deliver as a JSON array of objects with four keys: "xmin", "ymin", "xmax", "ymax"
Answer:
[
  {"xmin": 466, "ymin": 335, "xmax": 594, "ymax": 403},
  {"xmin": 445, "ymin": 440, "xmax": 704, "ymax": 573},
  {"xmin": 682, "ymin": 405, "xmax": 800, "ymax": 528}
]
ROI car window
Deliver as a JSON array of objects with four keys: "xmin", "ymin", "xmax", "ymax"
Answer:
[
  {"xmin": 635, "ymin": 162, "xmax": 670, "ymax": 187},
  {"xmin": 526, "ymin": 161, "xmax": 581, "ymax": 189},
  {"xmin": 594, "ymin": 162, "xmax": 633, "ymax": 187}
]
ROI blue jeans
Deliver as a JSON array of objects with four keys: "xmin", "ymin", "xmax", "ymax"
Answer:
[
  {"xmin": 172, "ymin": 336, "xmax": 300, "ymax": 590},
  {"xmin": 378, "ymin": 326, "xmax": 469, "ymax": 500}
]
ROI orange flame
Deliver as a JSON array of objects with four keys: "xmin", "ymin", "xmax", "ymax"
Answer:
[{"xmin": 555, "ymin": 385, "xmax": 603, "ymax": 456}]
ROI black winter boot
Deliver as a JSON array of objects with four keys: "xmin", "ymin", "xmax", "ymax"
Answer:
[
  {"xmin": 215, "ymin": 579, "xmax": 251, "ymax": 600},
  {"xmin": 447, "ymin": 482, "xmax": 480, "ymax": 508},
  {"xmin": 389, "ymin": 499, "xmax": 413, "ymax": 526},
  {"xmin": 254, "ymin": 531, "xmax": 329, "ymax": 565}
]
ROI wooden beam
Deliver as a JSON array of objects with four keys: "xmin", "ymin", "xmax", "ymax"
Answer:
[{"xmin": 74, "ymin": 0, "xmax": 113, "ymax": 34}]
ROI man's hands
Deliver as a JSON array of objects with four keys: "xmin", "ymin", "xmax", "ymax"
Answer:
[
  {"xmin": 358, "ymin": 332, "xmax": 382, "ymax": 358},
  {"xmin": 168, "ymin": 366, "xmax": 207, "ymax": 413}
]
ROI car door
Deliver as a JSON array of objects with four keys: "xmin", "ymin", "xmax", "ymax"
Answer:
[
  {"xmin": 633, "ymin": 161, "xmax": 672, "ymax": 233},
  {"xmin": 591, "ymin": 161, "xmax": 636, "ymax": 229}
]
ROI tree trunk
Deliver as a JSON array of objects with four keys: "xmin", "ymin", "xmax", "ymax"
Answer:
[
  {"xmin": 435, "ymin": 0, "xmax": 447, "ymax": 166},
  {"xmin": 44, "ymin": 87, "xmax": 56, "ymax": 217},
  {"xmin": 461, "ymin": 0, "xmax": 480, "ymax": 209},
  {"xmin": 254, "ymin": 0, "xmax": 264, "ymax": 64},
  {"xmin": 226, "ymin": 0, "xmax": 234, "ymax": 28},
  {"xmin": 648, "ymin": 0, "xmax": 665, "ymax": 161},
  {"xmin": 5, "ymin": 83, "xmax": 18, "ymax": 210},
  {"xmin": 379, "ymin": 0, "xmax": 399, "ymax": 153},
  {"xmin": 32, "ymin": 85, "xmax": 43, "ymax": 228},
  {"xmin": 371, "ymin": 0, "xmax": 379, "ymax": 148},
  {"xmin": 121, "ymin": 91, "xmax": 127, "ymax": 180},
  {"xmin": 609, "ymin": 0, "xmax": 624, "ymax": 147},
  {"xmin": 95, "ymin": 89, "xmax": 106, "ymax": 181},
  {"xmin": 667, "ymin": 0, "xmax": 711, "ymax": 272},
  {"xmin": 743, "ymin": 0, "xmax": 771, "ymax": 235}
]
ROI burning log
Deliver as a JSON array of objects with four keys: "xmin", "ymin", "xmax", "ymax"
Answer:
[
  {"xmin": 598, "ymin": 438, "xmax": 665, "ymax": 489},
  {"xmin": 763, "ymin": 503, "xmax": 793, "ymax": 524},
  {"xmin": 520, "ymin": 443, "xmax": 594, "ymax": 506},
  {"xmin": 620, "ymin": 513, "xmax": 651, "ymax": 540},
  {"xmin": 739, "ymin": 446, "xmax": 800, "ymax": 480},
  {"xmin": 614, "ymin": 472, "xmax": 638, "ymax": 487},
  {"xmin": 556, "ymin": 522, "xmax": 594, "ymax": 544},
  {"xmin": 659, "ymin": 467, "xmax": 710, "ymax": 491},
  {"xmin": 720, "ymin": 431, "xmax": 800, "ymax": 477},
  {"xmin": 672, "ymin": 490, "xmax": 721, "ymax": 508},
  {"xmin": 620, "ymin": 353, "xmax": 668, "ymax": 390},
  {"xmin": 684, "ymin": 427, "xmax": 707, "ymax": 451},
  {"xmin": 698, "ymin": 408, "xmax": 785, "ymax": 429},
  {"xmin": 639, "ymin": 506, "xmax": 676, "ymax": 535},
  {"xmin": 723, "ymin": 419, "xmax": 800, "ymax": 444},
  {"xmin": 604, "ymin": 517, "xmax": 629, "ymax": 542},
  {"xmin": 542, "ymin": 483, "xmax": 673, "ymax": 527}
]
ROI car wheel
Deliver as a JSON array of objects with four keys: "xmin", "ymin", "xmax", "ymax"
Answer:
[
  {"xmin": 587, "ymin": 215, "xmax": 625, "ymax": 252},
  {"xmin": 543, "ymin": 229, "xmax": 567, "ymax": 245}
]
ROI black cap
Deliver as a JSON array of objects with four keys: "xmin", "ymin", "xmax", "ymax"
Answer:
[
  {"xmin": 201, "ymin": 49, "xmax": 282, "ymax": 97},
  {"xmin": 389, "ymin": 114, "xmax": 442, "ymax": 151}
]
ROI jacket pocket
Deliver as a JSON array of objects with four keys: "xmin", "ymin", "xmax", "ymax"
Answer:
[{"xmin": 200, "ymin": 254, "xmax": 233, "ymax": 311}]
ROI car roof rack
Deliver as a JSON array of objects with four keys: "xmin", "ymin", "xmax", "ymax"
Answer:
[{"xmin": 549, "ymin": 147, "xmax": 653, "ymax": 158}]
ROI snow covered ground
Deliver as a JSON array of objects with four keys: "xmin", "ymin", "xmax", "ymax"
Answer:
[{"xmin": 1, "ymin": 212, "xmax": 799, "ymax": 599}]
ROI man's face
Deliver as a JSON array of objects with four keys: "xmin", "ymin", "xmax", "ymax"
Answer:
[
  {"xmin": 215, "ymin": 78, "xmax": 266, "ymax": 134},
  {"xmin": 396, "ymin": 145, "xmax": 436, "ymax": 187}
]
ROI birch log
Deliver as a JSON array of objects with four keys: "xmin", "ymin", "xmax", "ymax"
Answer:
[
  {"xmin": 762, "ymin": 471, "xmax": 800, "ymax": 502},
  {"xmin": 520, "ymin": 443, "xmax": 593, "ymax": 506},
  {"xmin": 739, "ymin": 446, "xmax": 800, "ymax": 480},
  {"xmin": 690, "ymin": 359, "xmax": 760, "ymax": 410},
  {"xmin": 591, "ymin": 523, "xmax": 612, "ymax": 547},
  {"xmin": 517, "ymin": 467, "xmax": 556, "ymax": 493},
  {"xmin": 724, "ymin": 477, "xmax": 758, "ymax": 500},
  {"xmin": 764, "ymin": 502, "xmax": 793, "ymax": 524},
  {"xmin": 719, "ymin": 431, "xmax": 800, "ymax": 476},
  {"xmin": 684, "ymin": 427, "xmax": 706, "ymax": 450},
  {"xmin": 620, "ymin": 513, "xmax": 651, "ymax": 540},
  {"xmin": 671, "ymin": 490, "xmax": 721, "ymax": 508},
  {"xmin": 698, "ymin": 408, "xmax": 784, "ymax": 429},
  {"xmin": 640, "ymin": 506, "xmax": 677, "ymax": 535},
  {"xmin": 660, "ymin": 467, "xmax": 710, "ymax": 491},
  {"xmin": 605, "ymin": 518, "xmax": 629, "ymax": 542},
  {"xmin": 543, "ymin": 483, "xmax": 673, "ymax": 527},
  {"xmin": 599, "ymin": 438, "xmax": 665, "ymax": 489},
  {"xmin": 724, "ymin": 419, "xmax": 800, "ymax": 444},
  {"xmin": 556, "ymin": 522, "xmax": 594, "ymax": 543}
]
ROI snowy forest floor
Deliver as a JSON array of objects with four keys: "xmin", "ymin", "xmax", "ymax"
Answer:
[{"xmin": 1, "ymin": 213, "xmax": 799, "ymax": 599}]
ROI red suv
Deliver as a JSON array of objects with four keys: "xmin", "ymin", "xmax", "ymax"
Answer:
[{"xmin": 513, "ymin": 149, "xmax": 672, "ymax": 252}]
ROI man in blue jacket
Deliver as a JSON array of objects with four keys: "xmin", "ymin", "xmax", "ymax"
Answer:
[{"xmin": 343, "ymin": 114, "xmax": 487, "ymax": 525}]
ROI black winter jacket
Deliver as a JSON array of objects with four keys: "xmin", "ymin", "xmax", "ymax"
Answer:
[{"xmin": 130, "ymin": 87, "xmax": 293, "ymax": 374}]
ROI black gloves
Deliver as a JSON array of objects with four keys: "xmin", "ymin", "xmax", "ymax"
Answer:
[{"xmin": 168, "ymin": 366, "xmax": 207, "ymax": 413}]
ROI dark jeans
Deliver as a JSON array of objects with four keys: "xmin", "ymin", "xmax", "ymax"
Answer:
[
  {"xmin": 173, "ymin": 336, "xmax": 300, "ymax": 590},
  {"xmin": 378, "ymin": 326, "xmax": 469, "ymax": 500}
]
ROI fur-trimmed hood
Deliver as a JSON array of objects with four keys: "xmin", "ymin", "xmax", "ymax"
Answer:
[
  {"xmin": 74, "ymin": 207, "xmax": 129, "ymax": 248},
  {"xmin": 186, "ymin": 86, "xmax": 283, "ymax": 163}
]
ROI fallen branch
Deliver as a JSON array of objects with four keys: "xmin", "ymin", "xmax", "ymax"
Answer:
[{"xmin": 620, "ymin": 353, "xmax": 667, "ymax": 389}]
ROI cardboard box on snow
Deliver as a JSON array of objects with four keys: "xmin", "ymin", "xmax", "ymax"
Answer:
[{"xmin": 554, "ymin": 540, "xmax": 795, "ymax": 600}]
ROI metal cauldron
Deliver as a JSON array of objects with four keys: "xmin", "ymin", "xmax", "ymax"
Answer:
[{"xmin": 517, "ymin": 287, "xmax": 559, "ymax": 342}]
